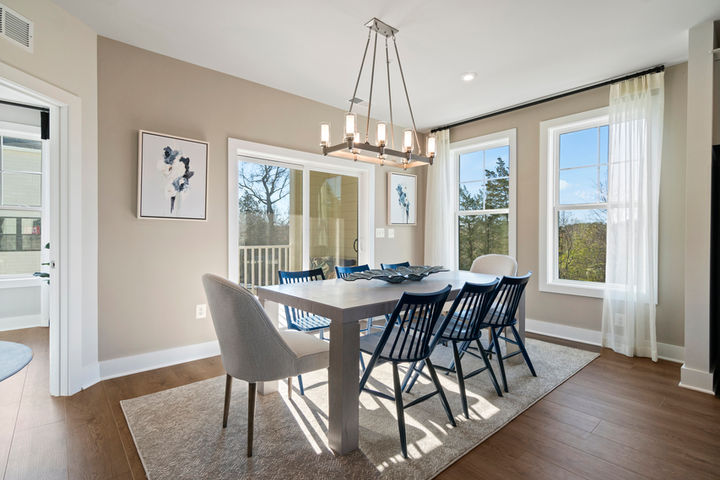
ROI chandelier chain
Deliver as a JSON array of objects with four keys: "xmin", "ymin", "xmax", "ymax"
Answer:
[
  {"xmin": 385, "ymin": 36, "xmax": 395, "ymax": 150},
  {"xmin": 392, "ymin": 34, "xmax": 421, "ymax": 155},
  {"xmin": 349, "ymin": 29, "xmax": 372, "ymax": 114},
  {"xmin": 366, "ymin": 30, "xmax": 378, "ymax": 142}
]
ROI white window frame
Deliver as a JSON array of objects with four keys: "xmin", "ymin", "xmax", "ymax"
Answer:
[
  {"xmin": 539, "ymin": 107, "xmax": 608, "ymax": 298},
  {"xmin": 227, "ymin": 138, "xmax": 375, "ymax": 284},
  {"xmin": 451, "ymin": 128, "xmax": 517, "ymax": 269}
]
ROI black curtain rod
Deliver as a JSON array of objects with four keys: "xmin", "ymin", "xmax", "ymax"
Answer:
[
  {"xmin": 0, "ymin": 99, "xmax": 50, "ymax": 113},
  {"xmin": 430, "ymin": 65, "xmax": 665, "ymax": 133}
]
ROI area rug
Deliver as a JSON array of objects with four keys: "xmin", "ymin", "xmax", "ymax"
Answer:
[
  {"xmin": 122, "ymin": 339, "xmax": 598, "ymax": 479},
  {"xmin": 0, "ymin": 340, "xmax": 33, "ymax": 382}
]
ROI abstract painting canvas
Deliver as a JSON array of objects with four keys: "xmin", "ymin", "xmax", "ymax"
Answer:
[
  {"xmin": 388, "ymin": 172, "xmax": 417, "ymax": 225},
  {"xmin": 138, "ymin": 131, "xmax": 208, "ymax": 220}
]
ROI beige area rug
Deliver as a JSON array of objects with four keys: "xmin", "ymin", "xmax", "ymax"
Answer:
[{"xmin": 122, "ymin": 339, "xmax": 598, "ymax": 479}]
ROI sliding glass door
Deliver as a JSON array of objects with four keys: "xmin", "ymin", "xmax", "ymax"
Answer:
[{"xmin": 236, "ymin": 157, "xmax": 360, "ymax": 288}]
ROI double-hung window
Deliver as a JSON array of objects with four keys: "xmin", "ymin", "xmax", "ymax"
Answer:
[
  {"xmin": 539, "ymin": 108, "xmax": 608, "ymax": 297},
  {"xmin": 452, "ymin": 129, "xmax": 516, "ymax": 271}
]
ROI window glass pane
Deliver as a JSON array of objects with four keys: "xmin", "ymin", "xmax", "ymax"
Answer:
[
  {"xmin": 0, "ymin": 211, "xmax": 41, "ymax": 274},
  {"xmin": 559, "ymin": 166, "xmax": 604, "ymax": 205},
  {"xmin": 2, "ymin": 137, "xmax": 42, "ymax": 150},
  {"xmin": 559, "ymin": 127, "xmax": 598, "ymax": 169},
  {"xmin": 459, "ymin": 150, "xmax": 484, "ymax": 183},
  {"xmin": 2, "ymin": 172, "xmax": 41, "ymax": 206},
  {"xmin": 459, "ymin": 182, "xmax": 485, "ymax": 211},
  {"xmin": 485, "ymin": 178, "xmax": 509, "ymax": 209},
  {"xmin": 484, "ymin": 145, "xmax": 509, "ymax": 175},
  {"xmin": 557, "ymin": 209, "xmax": 606, "ymax": 282},
  {"xmin": 599, "ymin": 125, "xmax": 608, "ymax": 164},
  {"xmin": 458, "ymin": 213, "xmax": 508, "ymax": 270},
  {"xmin": 2, "ymin": 143, "xmax": 42, "ymax": 172},
  {"xmin": 309, "ymin": 171, "xmax": 358, "ymax": 279},
  {"xmin": 237, "ymin": 159, "xmax": 302, "ymax": 289}
]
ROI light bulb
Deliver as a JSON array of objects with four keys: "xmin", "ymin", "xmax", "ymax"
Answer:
[
  {"xmin": 345, "ymin": 113, "xmax": 357, "ymax": 138},
  {"xmin": 320, "ymin": 123, "xmax": 331, "ymax": 146},
  {"xmin": 376, "ymin": 122, "xmax": 387, "ymax": 147},
  {"xmin": 354, "ymin": 132, "xmax": 362, "ymax": 144},
  {"xmin": 403, "ymin": 129, "xmax": 414, "ymax": 153},
  {"xmin": 426, "ymin": 134, "xmax": 436, "ymax": 157}
]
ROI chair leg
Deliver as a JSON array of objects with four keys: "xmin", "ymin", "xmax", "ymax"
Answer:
[
  {"xmin": 247, "ymin": 382, "xmax": 256, "ymax": 457},
  {"xmin": 492, "ymin": 328, "xmax": 508, "ymax": 393},
  {"xmin": 476, "ymin": 339, "xmax": 502, "ymax": 397},
  {"xmin": 451, "ymin": 341, "xmax": 469, "ymax": 419},
  {"xmin": 297, "ymin": 375, "xmax": 305, "ymax": 395},
  {"xmin": 426, "ymin": 359, "xmax": 456, "ymax": 427},
  {"xmin": 223, "ymin": 374, "xmax": 232, "ymax": 428},
  {"xmin": 404, "ymin": 360, "xmax": 425, "ymax": 393},
  {"xmin": 401, "ymin": 360, "xmax": 420, "ymax": 391},
  {"xmin": 511, "ymin": 325, "xmax": 537, "ymax": 377},
  {"xmin": 392, "ymin": 363, "xmax": 408, "ymax": 459},
  {"xmin": 287, "ymin": 377, "xmax": 292, "ymax": 399},
  {"xmin": 359, "ymin": 353, "xmax": 366, "ymax": 372}
]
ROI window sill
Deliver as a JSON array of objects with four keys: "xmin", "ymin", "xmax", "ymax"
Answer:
[
  {"xmin": 0, "ymin": 276, "xmax": 43, "ymax": 289},
  {"xmin": 539, "ymin": 279, "xmax": 605, "ymax": 299}
]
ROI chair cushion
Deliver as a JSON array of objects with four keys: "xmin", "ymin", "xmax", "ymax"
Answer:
[{"xmin": 278, "ymin": 330, "xmax": 329, "ymax": 375}]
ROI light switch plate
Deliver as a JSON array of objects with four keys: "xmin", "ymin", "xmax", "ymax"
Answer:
[
  {"xmin": 375, "ymin": 228, "xmax": 385, "ymax": 238},
  {"xmin": 196, "ymin": 304, "xmax": 207, "ymax": 319},
  {"xmin": 388, "ymin": 228, "xmax": 395, "ymax": 239}
]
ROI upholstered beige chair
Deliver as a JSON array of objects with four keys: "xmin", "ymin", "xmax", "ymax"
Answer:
[
  {"xmin": 470, "ymin": 254, "xmax": 518, "ymax": 277},
  {"xmin": 202, "ymin": 274, "xmax": 329, "ymax": 457}
]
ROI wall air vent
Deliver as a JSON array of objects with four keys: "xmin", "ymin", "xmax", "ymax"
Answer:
[{"xmin": 0, "ymin": 3, "xmax": 33, "ymax": 52}]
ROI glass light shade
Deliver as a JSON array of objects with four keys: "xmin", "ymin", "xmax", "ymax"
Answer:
[
  {"xmin": 354, "ymin": 132, "xmax": 362, "ymax": 144},
  {"xmin": 376, "ymin": 122, "xmax": 387, "ymax": 146},
  {"xmin": 320, "ymin": 122, "xmax": 331, "ymax": 146},
  {"xmin": 345, "ymin": 113, "xmax": 357, "ymax": 138},
  {"xmin": 426, "ymin": 134, "xmax": 436, "ymax": 156},
  {"xmin": 403, "ymin": 129, "xmax": 414, "ymax": 153}
]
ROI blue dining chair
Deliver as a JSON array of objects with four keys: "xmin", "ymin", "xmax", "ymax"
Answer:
[
  {"xmin": 381, "ymin": 261, "xmax": 410, "ymax": 270},
  {"xmin": 278, "ymin": 268, "xmax": 331, "ymax": 395},
  {"xmin": 481, "ymin": 272, "xmax": 535, "ymax": 392},
  {"xmin": 403, "ymin": 280, "xmax": 503, "ymax": 418},
  {"xmin": 335, "ymin": 264, "xmax": 381, "ymax": 334},
  {"xmin": 358, "ymin": 285, "xmax": 455, "ymax": 458}
]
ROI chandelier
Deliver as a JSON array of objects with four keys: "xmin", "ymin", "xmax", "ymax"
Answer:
[{"xmin": 320, "ymin": 18, "xmax": 435, "ymax": 169}]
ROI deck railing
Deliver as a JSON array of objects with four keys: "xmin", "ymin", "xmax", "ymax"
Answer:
[{"xmin": 239, "ymin": 244, "xmax": 291, "ymax": 289}]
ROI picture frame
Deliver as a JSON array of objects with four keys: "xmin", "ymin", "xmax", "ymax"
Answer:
[
  {"xmin": 387, "ymin": 171, "xmax": 417, "ymax": 225},
  {"xmin": 137, "ymin": 130, "xmax": 209, "ymax": 220}
]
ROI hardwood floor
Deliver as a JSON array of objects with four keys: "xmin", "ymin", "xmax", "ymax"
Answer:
[{"xmin": 0, "ymin": 327, "xmax": 718, "ymax": 480}]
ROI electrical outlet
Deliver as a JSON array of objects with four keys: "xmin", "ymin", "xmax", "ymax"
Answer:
[
  {"xmin": 388, "ymin": 228, "xmax": 395, "ymax": 239},
  {"xmin": 375, "ymin": 228, "xmax": 385, "ymax": 238},
  {"xmin": 195, "ymin": 304, "xmax": 207, "ymax": 319}
]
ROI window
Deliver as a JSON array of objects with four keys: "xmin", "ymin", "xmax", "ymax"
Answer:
[
  {"xmin": 0, "ymin": 134, "xmax": 43, "ymax": 276},
  {"xmin": 452, "ymin": 129, "xmax": 516, "ymax": 270},
  {"xmin": 539, "ymin": 108, "xmax": 608, "ymax": 297}
]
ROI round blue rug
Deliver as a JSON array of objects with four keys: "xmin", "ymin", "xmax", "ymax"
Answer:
[{"xmin": 0, "ymin": 341, "xmax": 33, "ymax": 382}]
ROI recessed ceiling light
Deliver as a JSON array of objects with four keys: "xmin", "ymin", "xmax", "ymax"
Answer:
[{"xmin": 461, "ymin": 72, "xmax": 477, "ymax": 82}]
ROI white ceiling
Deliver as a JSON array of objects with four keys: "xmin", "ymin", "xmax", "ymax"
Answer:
[{"xmin": 54, "ymin": 0, "xmax": 720, "ymax": 130}]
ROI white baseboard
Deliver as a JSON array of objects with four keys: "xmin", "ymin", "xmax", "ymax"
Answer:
[
  {"xmin": 0, "ymin": 314, "xmax": 43, "ymax": 332},
  {"xmin": 99, "ymin": 340, "xmax": 220, "ymax": 381},
  {"xmin": 679, "ymin": 365, "xmax": 715, "ymax": 395},
  {"xmin": 525, "ymin": 318, "xmax": 685, "ymax": 363}
]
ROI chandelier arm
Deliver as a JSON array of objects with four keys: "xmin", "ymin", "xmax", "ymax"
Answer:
[
  {"xmin": 385, "ymin": 36, "xmax": 395, "ymax": 150},
  {"xmin": 349, "ymin": 29, "xmax": 372, "ymax": 113},
  {"xmin": 392, "ymin": 35, "xmax": 421, "ymax": 155},
  {"xmin": 365, "ymin": 30, "xmax": 378, "ymax": 142}
]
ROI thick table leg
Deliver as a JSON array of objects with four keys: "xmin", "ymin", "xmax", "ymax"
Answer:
[
  {"xmin": 328, "ymin": 317, "xmax": 360, "ymax": 455},
  {"xmin": 257, "ymin": 295, "xmax": 279, "ymax": 396}
]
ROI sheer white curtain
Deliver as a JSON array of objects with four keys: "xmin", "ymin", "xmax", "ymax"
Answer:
[
  {"xmin": 424, "ymin": 129, "xmax": 455, "ymax": 268},
  {"xmin": 601, "ymin": 72, "xmax": 664, "ymax": 361}
]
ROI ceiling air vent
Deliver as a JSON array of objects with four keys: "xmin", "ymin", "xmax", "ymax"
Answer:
[{"xmin": 0, "ymin": 3, "xmax": 33, "ymax": 52}]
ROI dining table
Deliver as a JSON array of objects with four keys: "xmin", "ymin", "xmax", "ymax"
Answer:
[{"xmin": 255, "ymin": 269, "xmax": 525, "ymax": 456}]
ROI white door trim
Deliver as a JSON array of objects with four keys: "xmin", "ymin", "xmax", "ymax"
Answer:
[
  {"xmin": 227, "ymin": 138, "xmax": 375, "ymax": 283},
  {"xmin": 0, "ymin": 61, "xmax": 98, "ymax": 396}
]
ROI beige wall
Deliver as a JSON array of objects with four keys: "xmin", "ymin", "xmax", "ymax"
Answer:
[
  {"xmin": 97, "ymin": 37, "xmax": 425, "ymax": 361},
  {"xmin": 449, "ymin": 63, "xmax": 688, "ymax": 347}
]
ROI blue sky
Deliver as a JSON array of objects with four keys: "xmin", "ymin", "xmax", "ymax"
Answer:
[{"xmin": 558, "ymin": 125, "xmax": 608, "ymax": 205}]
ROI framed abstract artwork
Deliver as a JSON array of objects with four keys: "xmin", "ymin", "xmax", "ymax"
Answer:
[
  {"xmin": 387, "ymin": 171, "xmax": 417, "ymax": 225},
  {"xmin": 137, "ymin": 130, "xmax": 209, "ymax": 220}
]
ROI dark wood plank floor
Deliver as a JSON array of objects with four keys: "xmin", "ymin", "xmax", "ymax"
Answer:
[{"xmin": 0, "ymin": 327, "xmax": 718, "ymax": 480}]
